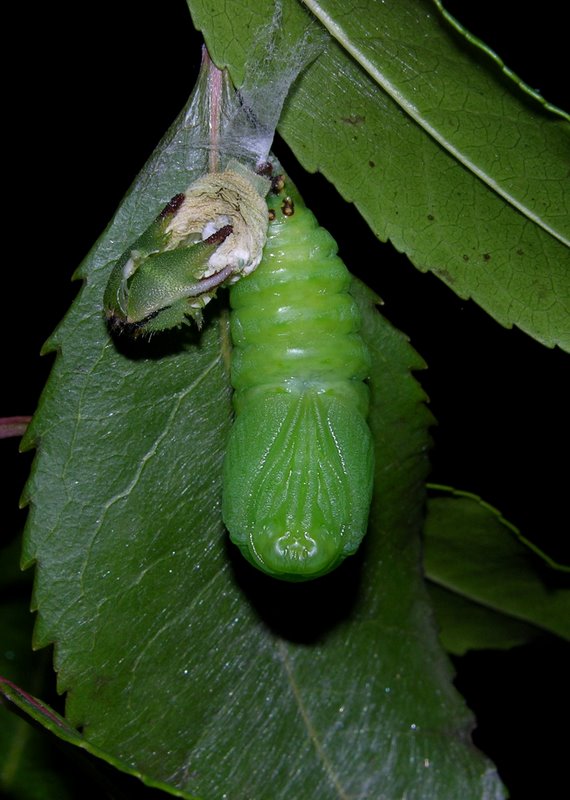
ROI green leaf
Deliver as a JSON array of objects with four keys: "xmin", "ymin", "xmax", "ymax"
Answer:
[
  {"xmin": 0, "ymin": 537, "xmax": 31, "ymax": 591},
  {"xmin": 20, "ymin": 122, "xmax": 502, "ymax": 800},
  {"xmin": 0, "ymin": 541, "xmax": 72, "ymax": 800},
  {"xmin": 20, "ymin": 46, "xmax": 505, "ymax": 800},
  {"xmin": 188, "ymin": 0, "xmax": 570, "ymax": 351},
  {"xmin": 427, "ymin": 485, "xmax": 570, "ymax": 572},
  {"xmin": 423, "ymin": 490, "xmax": 570, "ymax": 653},
  {"xmin": 21, "ymin": 272, "xmax": 505, "ymax": 796},
  {"xmin": 0, "ymin": 680, "xmax": 196, "ymax": 800},
  {"xmin": 426, "ymin": 583, "xmax": 542, "ymax": 656}
]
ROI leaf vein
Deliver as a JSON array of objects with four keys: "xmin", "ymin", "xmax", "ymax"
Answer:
[{"xmin": 276, "ymin": 640, "xmax": 350, "ymax": 799}]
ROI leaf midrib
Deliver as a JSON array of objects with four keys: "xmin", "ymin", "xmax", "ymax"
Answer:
[
  {"xmin": 276, "ymin": 640, "xmax": 350, "ymax": 800},
  {"xmin": 303, "ymin": 0, "xmax": 569, "ymax": 248}
]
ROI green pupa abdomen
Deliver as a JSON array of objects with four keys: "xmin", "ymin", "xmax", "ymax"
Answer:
[{"xmin": 222, "ymin": 178, "xmax": 374, "ymax": 580}]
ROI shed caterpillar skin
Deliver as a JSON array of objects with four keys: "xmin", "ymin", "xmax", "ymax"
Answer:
[
  {"xmin": 223, "ymin": 174, "xmax": 374, "ymax": 581},
  {"xmin": 103, "ymin": 162, "xmax": 270, "ymax": 333}
]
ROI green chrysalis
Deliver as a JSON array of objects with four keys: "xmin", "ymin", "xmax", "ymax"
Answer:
[
  {"xmin": 222, "ymin": 172, "xmax": 374, "ymax": 581},
  {"xmin": 103, "ymin": 46, "xmax": 373, "ymax": 581}
]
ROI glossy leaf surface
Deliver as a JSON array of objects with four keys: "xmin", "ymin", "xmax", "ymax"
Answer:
[
  {"xmin": 21, "ymin": 116, "xmax": 505, "ymax": 800},
  {"xmin": 18, "ymin": 16, "xmax": 508, "ymax": 798}
]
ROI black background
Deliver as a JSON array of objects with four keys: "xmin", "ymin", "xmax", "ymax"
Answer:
[{"xmin": 2, "ymin": 1, "xmax": 568, "ymax": 798}]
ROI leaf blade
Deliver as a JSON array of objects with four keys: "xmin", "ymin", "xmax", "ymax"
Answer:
[
  {"xmin": 302, "ymin": 0, "xmax": 569, "ymax": 245},
  {"xmin": 21, "ymin": 41, "xmax": 506, "ymax": 800},
  {"xmin": 0, "ymin": 679, "xmax": 198, "ymax": 799},
  {"xmin": 426, "ymin": 583, "xmax": 541, "ymax": 655},
  {"xmin": 188, "ymin": 0, "xmax": 570, "ymax": 350},
  {"xmin": 424, "ymin": 491, "xmax": 570, "ymax": 644}
]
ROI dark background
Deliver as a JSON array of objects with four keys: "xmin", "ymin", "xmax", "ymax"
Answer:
[{"xmin": 3, "ymin": 1, "xmax": 568, "ymax": 798}]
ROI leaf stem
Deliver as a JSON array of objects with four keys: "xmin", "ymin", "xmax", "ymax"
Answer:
[
  {"xmin": 0, "ymin": 416, "xmax": 32, "ymax": 439},
  {"xmin": 204, "ymin": 47, "xmax": 224, "ymax": 173}
]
